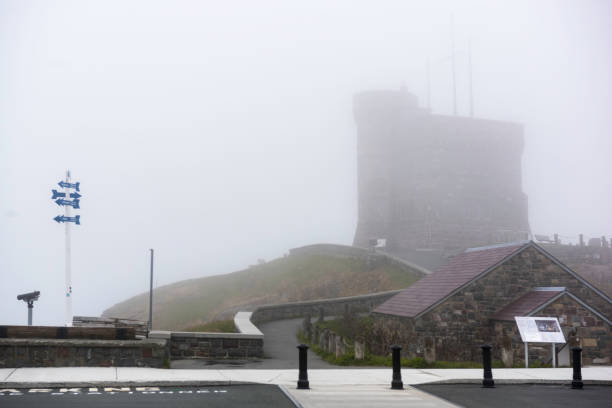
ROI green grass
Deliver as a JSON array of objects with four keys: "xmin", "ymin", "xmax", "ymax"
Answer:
[
  {"xmin": 103, "ymin": 252, "xmax": 425, "ymax": 330},
  {"xmin": 182, "ymin": 319, "xmax": 236, "ymax": 333}
]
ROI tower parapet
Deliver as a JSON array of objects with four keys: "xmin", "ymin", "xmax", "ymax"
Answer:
[{"xmin": 353, "ymin": 88, "xmax": 530, "ymax": 269}]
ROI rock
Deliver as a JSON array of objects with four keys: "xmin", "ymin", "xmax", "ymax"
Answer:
[
  {"xmin": 501, "ymin": 347, "xmax": 514, "ymax": 368},
  {"xmin": 319, "ymin": 329, "xmax": 329, "ymax": 351},
  {"xmin": 593, "ymin": 357, "xmax": 610, "ymax": 364},
  {"xmin": 328, "ymin": 332, "xmax": 336, "ymax": 354},
  {"xmin": 302, "ymin": 314, "xmax": 312, "ymax": 339},
  {"xmin": 424, "ymin": 337, "xmax": 435, "ymax": 363},
  {"xmin": 335, "ymin": 336, "xmax": 346, "ymax": 358},
  {"xmin": 354, "ymin": 339, "xmax": 365, "ymax": 360}
]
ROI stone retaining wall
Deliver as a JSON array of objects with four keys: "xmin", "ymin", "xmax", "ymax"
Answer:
[
  {"xmin": 162, "ymin": 332, "xmax": 263, "ymax": 359},
  {"xmin": 0, "ymin": 338, "xmax": 167, "ymax": 368},
  {"xmin": 289, "ymin": 243, "xmax": 430, "ymax": 275},
  {"xmin": 251, "ymin": 290, "xmax": 401, "ymax": 324},
  {"xmin": 150, "ymin": 311, "xmax": 264, "ymax": 360}
]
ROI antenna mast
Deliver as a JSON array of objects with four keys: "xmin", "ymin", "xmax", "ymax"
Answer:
[
  {"xmin": 426, "ymin": 58, "xmax": 431, "ymax": 110},
  {"xmin": 469, "ymin": 39, "xmax": 474, "ymax": 117},
  {"xmin": 451, "ymin": 14, "xmax": 457, "ymax": 116}
]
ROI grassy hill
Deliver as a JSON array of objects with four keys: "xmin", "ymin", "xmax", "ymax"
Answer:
[{"xmin": 102, "ymin": 252, "xmax": 424, "ymax": 330}]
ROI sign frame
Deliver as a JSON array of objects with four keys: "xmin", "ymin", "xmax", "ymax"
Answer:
[{"xmin": 514, "ymin": 316, "xmax": 566, "ymax": 368}]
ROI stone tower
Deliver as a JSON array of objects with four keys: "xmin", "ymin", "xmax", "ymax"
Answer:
[{"xmin": 353, "ymin": 88, "xmax": 530, "ymax": 269}]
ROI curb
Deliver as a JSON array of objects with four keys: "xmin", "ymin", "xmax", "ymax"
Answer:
[
  {"xmin": 0, "ymin": 380, "xmax": 257, "ymax": 389},
  {"xmin": 415, "ymin": 379, "xmax": 612, "ymax": 386},
  {"xmin": 278, "ymin": 384, "xmax": 305, "ymax": 408},
  {"xmin": 2, "ymin": 379, "xmax": 611, "ymax": 389}
]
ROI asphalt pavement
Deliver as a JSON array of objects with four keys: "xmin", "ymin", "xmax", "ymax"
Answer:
[
  {"xmin": 416, "ymin": 383, "xmax": 612, "ymax": 408},
  {"xmin": 0, "ymin": 385, "xmax": 297, "ymax": 408}
]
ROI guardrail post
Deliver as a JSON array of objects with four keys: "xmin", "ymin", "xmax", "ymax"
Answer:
[
  {"xmin": 297, "ymin": 344, "xmax": 309, "ymax": 389},
  {"xmin": 481, "ymin": 344, "xmax": 495, "ymax": 388},
  {"xmin": 391, "ymin": 344, "xmax": 403, "ymax": 389},
  {"xmin": 571, "ymin": 347, "xmax": 583, "ymax": 389}
]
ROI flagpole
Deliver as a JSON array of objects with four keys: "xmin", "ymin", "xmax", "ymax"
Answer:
[{"xmin": 65, "ymin": 170, "xmax": 72, "ymax": 326}]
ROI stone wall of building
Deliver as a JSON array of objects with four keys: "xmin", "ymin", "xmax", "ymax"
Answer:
[
  {"xmin": 492, "ymin": 295, "xmax": 611, "ymax": 366},
  {"xmin": 0, "ymin": 338, "xmax": 167, "ymax": 368},
  {"xmin": 542, "ymin": 243, "xmax": 612, "ymax": 266},
  {"xmin": 372, "ymin": 246, "xmax": 612, "ymax": 362}
]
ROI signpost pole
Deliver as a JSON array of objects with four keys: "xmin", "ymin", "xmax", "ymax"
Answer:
[
  {"xmin": 53, "ymin": 171, "xmax": 81, "ymax": 326},
  {"xmin": 552, "ymin": 343, "xmax": 556, "ymax": 368},
  {"xmin": 525, "ymin": 342, "xmax": 528, "ymax": 368},
  {"xmin": 64, "ymin": 170, "xmax": 72, "ymax": 327}
]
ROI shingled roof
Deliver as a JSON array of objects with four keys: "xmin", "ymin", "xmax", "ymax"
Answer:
[
  {"xmin": 491, "ymin": 287, "xmax": 565, "ymax": 321},
  {"xmin": 374, "ymin": 241, "xmax": 530, "ymax": 318}
]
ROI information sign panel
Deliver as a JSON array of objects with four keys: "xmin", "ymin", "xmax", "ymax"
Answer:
[{"xmin": 514, "ymin": 316, "xmax": 566, "ymax": 343}]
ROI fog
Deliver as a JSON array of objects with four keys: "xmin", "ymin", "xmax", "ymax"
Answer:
[{"xmin": 1, "ymin": 0, "xmax": 611, "ymax": 326}]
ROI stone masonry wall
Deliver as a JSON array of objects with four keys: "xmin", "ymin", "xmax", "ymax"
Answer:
[
  {"xmin": 372, "ymin": 246, "xmax": 612, "ymax": 362},
  {"xmin": 251, "ymin": 290, "xmax": 401, "ymax": 324},
  {"xmin": 536, "ymin": 296, "xmax": 611, "ymax": 364},
  {"xmin": 149, "ymin": 312, "xmax": 264, "ymax": 360},
  {"xmin": 0, "ymin": 338, "xmax": 167, "ymax": 368},
  {"xmin": 168, "ymin": 333, "xmax": 263, "ymax": 359},
  {"xmin": 492, "ymin": 295, "xmax": 611, "ymax": 365}
]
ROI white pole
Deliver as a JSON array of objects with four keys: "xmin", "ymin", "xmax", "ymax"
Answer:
[
  {"xmin": 525, "ymin": 342, "xmax": 528, "ymax": 368},
  {"xmin": 552, "ymin": 343, "xmax": 556, "ymax": 368},
  {"xmin": 65, "ymin": 170, "xmax": 72, "ymax": 327}
]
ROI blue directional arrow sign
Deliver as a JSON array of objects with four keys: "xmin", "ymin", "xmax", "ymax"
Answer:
[
  {"xmin": 55, "ymin": 198, "xmax": 80, "ymax": 209},
  {"xmin": 58, "ymin": 181, "xmax": 80, "ymax": 191},
  {"xmin": 54, "ymin": 215, "xmax": 80, "ymax": 225},
  {"xmin": 69, "ymin": 192, "xmax": 82, "ymax": 199},
  {"xmin": 51, "ymin": 189, "xmax": 66, "ymax": 200}
]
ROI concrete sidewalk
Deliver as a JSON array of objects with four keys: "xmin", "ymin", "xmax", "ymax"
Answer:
[{"xmin": 2, "ymin": 366, "xmax": 611, "ymax": 388}]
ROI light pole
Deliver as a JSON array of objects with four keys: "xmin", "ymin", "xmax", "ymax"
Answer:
[
  {"xmin": 52, "ymin": 170, "xmax": 82, "ymax": 326},
  {"xmin": 148, "ymin": 248, "xmax": 154, "ymax": 334}
]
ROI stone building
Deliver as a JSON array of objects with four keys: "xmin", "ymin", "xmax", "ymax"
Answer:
[
  {"xmin": 353, "ymin": 88, "xmax": 530, "ymax": 269},
  {"xmin": 372, "ymin": 241, "xmax": 611, "ymax": 365}
]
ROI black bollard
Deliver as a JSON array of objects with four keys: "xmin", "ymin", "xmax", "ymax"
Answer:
[
  {"xmin": 391, "ymin": 345, "xmax": 403, "ymax": 390},
  {"xmin": 297, "ymin": 344, "xmax": 310, "ymax": 389},
  {"xmin": 481, "ymin": 344, "xmax": 495, "ymax": 388},
  {"xmin": 571, "ymin": 347, "xmax": 583, "ymax": 389}
]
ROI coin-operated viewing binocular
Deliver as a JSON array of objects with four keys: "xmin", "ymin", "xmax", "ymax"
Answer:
[{"xmin": 17, "ymin": 291, "xmax": 40, "ymax": 325}]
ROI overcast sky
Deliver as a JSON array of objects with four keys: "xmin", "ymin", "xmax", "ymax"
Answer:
[{"xmin": 1, "ymin": 0, "xmax": 611, "ymax": 326}]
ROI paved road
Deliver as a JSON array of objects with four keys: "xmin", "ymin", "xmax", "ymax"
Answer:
[
  {"xmin": 416, "ymin": 383, "xmax": 612, "ymax": 408},
  {"xmin": 173, "ymin": 318, "xmax": 333, "ymax": 369},
  {"xmin": 0, "ymin": 385, "xmax": 297, "ymax": 408}
]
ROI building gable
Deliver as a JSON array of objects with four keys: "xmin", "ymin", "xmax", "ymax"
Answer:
[
  {"xmin": 374, "ymin": 241, "xmax": 612, "ymax": 321},
  {"xmin": 374, "ymin": 242, "xmax": 528, "ymax": 318}
]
